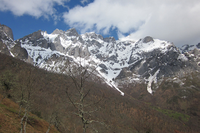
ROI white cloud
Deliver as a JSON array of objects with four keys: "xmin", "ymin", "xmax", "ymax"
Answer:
[
  {"xmin": 81, "ymin": 0, "xmax": 89, "ymax": 5},
  {"xmin": 63, "ymin": 0, "xmax": 200, "ymax": 46},
  {"xmin": 0, "ymin": 0, "xmax": 69, "ymax": 19},
  {"xmin": 117, "ymin": 30, "xmax": 125, "ymax": 39}
]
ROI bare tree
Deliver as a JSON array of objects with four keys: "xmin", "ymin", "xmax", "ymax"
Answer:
[
  {"xmin": 17, "ymin": 70, "xmax": 28, "ymax": 118},
  {"xmin": 19, "ymin": 68, "xmax": 35, "ymax": 133},
  {"xmin": 65, "ymin": 50, "xmax": 105, "ymax": 133},
  {"xmin": 46, "ymin": 112, "xmax": 60, "ymax": 133}
]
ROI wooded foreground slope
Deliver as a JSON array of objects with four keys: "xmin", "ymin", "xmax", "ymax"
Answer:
[
  {"xmin": 0, "ymin": 94, "xmax": 60, "ymax": 133},
  {"xmin": 0, "ymin": 53, "xmax": 200, "ymax": 133}
]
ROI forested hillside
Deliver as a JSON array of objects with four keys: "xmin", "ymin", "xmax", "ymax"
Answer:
[{"xmin": 0, "ymin": 53, "xmax": 200, "ymax": 133}]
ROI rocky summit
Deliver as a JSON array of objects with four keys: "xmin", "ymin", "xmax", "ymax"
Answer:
[{"xmin": 1, "ymin": 24, "xmax": 200, "ymax": 95}]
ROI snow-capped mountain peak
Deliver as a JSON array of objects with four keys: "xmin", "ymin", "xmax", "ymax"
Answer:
[
  {"xmin": 1, "ymin": 25, "xmax": 200, "ymax": 95},
  {"xmin": 18, "ymin": 30, "xmax": 200, "ymax": 95}
]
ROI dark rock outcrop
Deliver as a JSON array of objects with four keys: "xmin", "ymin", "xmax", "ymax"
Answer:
[
  {"xmin": 66, "ymin": 28, "xmax": 79, "ymax": 37},
  {"xmin": 103, "ymin": 37, "xmax": 116, "ymax": 43},
  {"xmin": 196, "ymin": 43, "xmax": 200, "ymax": 49},
  {"xmin": 11, "ymin": 42, "xmax": 28, "ymax": 60},
  {"xmin": 0, "ymin": 41, "xmax": 10, "ymax": 55},
  {"xmin": 99, "ymin": 64, "xmax": 108, "ymax": 70},
  {"xmin": 0, "ymin": 24, "xmax": 14, "ymax": 40},
  {"xmin": 142, "ymin": 36, "xmax": 154, "ymax": 43}
]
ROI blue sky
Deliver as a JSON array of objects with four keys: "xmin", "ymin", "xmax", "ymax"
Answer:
[
  {"xmin": 0, "ymin": 0, "xmax": 200, "ymax": 46},
  {"xmin": 0, "ymin": 0, "xmax": 92, "ymax": 40},
  {"xmin": 0, "ymin": 0, "xmax": 120, "ymax": 40}
]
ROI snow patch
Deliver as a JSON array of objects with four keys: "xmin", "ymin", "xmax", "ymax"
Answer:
[
  {"xmin": 41, "ymin": 31, "xmax": 58, "ymax": 42},
  {"xmin": 146, "ymin": 69, "xmax": 160, "ymax": 94},
  {"xmin": 21, "ymin": 44, "xmax": 59, "ymax": 65},
  {"xmin": 9, "ymin": 51, "xmax": 15, "ymax": 57},
  {"xmin": 60, "ymin": 37, "xmax": 72, "ymax": 49},
  {"xmin": 177, "ymin": 54, "xmax": 188, "ymax": 61},
  {"xmin": 138, "ymin": 39, "xmax": 171, "ymax": 53}
]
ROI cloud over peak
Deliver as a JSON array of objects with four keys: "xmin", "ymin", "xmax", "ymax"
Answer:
[
  {"xmin": 63, "ymin": 0, "xmax": 200, "ymax": 46},
  {"xmin": 0, "ymin": 0, "xmax": 200, "ymax": 46}
]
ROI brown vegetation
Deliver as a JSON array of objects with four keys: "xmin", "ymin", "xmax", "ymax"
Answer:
[
  {"xmin": 0, "ymin": 53, "xmax": 200, "ymax": 133},
  {"xmin": 0, "ymin": 94, "xmax": 59, "ymax": 133}
]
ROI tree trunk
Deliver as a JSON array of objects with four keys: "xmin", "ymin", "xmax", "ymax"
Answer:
[
  {"xmin": 20, "ymin": 109, "xmax": 27, "ymax": 133},
  {"xmin": 20, "ymin": 107, "xmax": 29, "ymax": 133},
  {"xmin": 83, "ymin": 124, "xmax": 86, "ymax": 133},
  {"xmin": 19, "ymin": 104, "xmax": 22, "ymax": 117},
  {"xmin": 46, "ymin": 124, "xmax": 51, "ymax": 133},
  {"xmin": 24, "ymin": 112, "xmax": 29, "ymax": 133}
]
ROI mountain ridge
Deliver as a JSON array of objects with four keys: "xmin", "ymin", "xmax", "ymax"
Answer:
[{"xmin": 1, "ymin": 24, "xmax": 200, "ymax": 95}]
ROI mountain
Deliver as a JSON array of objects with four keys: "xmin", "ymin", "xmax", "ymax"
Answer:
[
  {"xmin": 0, "ymin": 24, "xmax": 28, "ymax": 60},
  {"xmin": 1, "ymin": 24, "xmax": 200, "ymax": 95},
  {"xmin": 2, "ymin": 52, "xmax": 198, "ymax": 133},
  {"xmin": 1, "ymin": 24, "xmax": 200, "ymax": 133}
]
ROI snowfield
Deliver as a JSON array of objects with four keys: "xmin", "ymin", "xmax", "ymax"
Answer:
[{"xmin": 18, "ymin": 29, "xmax": 187, "ymax": 95}]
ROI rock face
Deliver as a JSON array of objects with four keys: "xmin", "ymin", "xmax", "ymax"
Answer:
[
  {"xmin": 0, "ymin": 41, "xmax": 10, "ymax": 55},
  {"xmin": 11, "ymin": 42, "xmax": 28, "ymax": 60},
  {"xmin": 0, "ymin": 24, "xmax": 15, "ymax": 55},
  {"xmin": 66, "ymin": 28, "xmax": 79, "ymax": 37},
  {"xmin": 1, "ymin": 25, "xmax": 200, "ymax": 95},
  {"xmin": 19, "ymin": 30, "xmax": 56, "ymax": 50},
  {"xmin": 197, "ymin": 43, "xmax": 200, "ymax": 48},
  {"xmin": 178, "ymin": 43, "xmax": 200, "ymax": 66},
  {"xmin": 0, "ymin": 24, "xmax": 28, "ymax": 60},
  {"xmin": 0, "ymin": 24, "xmax": 14, "ymax": 40},
  {"xmin": 142, "ymin": 36, "xmax": 154, "ymax": 43}
]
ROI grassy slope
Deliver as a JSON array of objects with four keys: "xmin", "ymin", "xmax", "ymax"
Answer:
[{"xmin": 0, "ymin": 95, "xmax": 60, "ymax": 133}]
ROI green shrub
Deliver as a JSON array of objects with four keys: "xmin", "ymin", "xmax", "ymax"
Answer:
[
  {"xmin": 153, "ymin": 107, "xmax": 190, "ymax": 122},
  {"xmin": 31, "ymin": 111, "xmax": 42, "ymax": 118}
]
